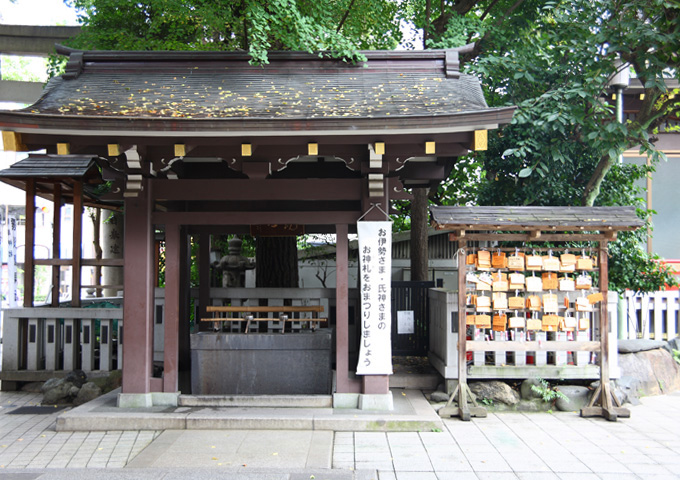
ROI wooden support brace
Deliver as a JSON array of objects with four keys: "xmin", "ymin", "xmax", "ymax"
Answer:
[
  {"xmin": 580, "ymin": 382, "xmax": 630, "ymax": 421},
  {"xmin": 438, "ymin": 381, "xmax": 487, "ymax": 421}
]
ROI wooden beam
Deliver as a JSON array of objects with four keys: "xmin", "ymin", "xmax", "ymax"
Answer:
[
  {"xmin": 24, "ymin": 179, "xmax": 35, "ymax": 307},
  {"xmin": 466, "ymin": 340, "xmax": 600, "ymax": 352},
  {"xmin": 153, "ymin": 178, "xmax": 362, "ymax": 202},
  {"xmin": 35, "ymin": 258, "xmax": 125, "ymax": 267},
  {"xmin": 51, "ymin": 183, "xmax": 61, "ymax": 307},
  {"xmin": 447, "ymin": 233, "xmax": 610, "ymax": 242},
  {"xmin": 153, "ymin": 210, "xmax": 360, "ymax": 225},
  {"xmin": 71, "ymin": 180, "xmax": 83, "ymax": 307}
]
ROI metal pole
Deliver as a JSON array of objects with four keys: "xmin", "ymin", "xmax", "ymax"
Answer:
[{"xmin": 616, "ymin": 86, "xmax": 624, "ymax": 165}]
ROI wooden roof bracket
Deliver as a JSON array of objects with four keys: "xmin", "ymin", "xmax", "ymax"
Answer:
[
  {"xmin": 445, "ymin": 50, "xmax": 460, "ymax": 79},
  {"xmin": 62, "ymin": 51, "xmax": 83, "ymax": 80},
  {"xmin": 604, "ymin": 229, "xmax": 617, "ymax": 241}
]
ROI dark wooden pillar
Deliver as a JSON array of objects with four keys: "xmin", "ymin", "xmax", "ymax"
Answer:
[
  {"xmin": 198, "ymin": 233, "xmax": 211, "ymax": 332},
  {"xmin": 178, "ymin": 226, "xmax": 192, "ymax": 393},
  {"xmin": 121, "ymin": 179, "xmax": 155, "ymax": 394},
  {"xmin": 335, "ymin": 223, "xmax": 360, "ymax": 393},
  {"xmin": 71, "ymin": 180, "xmax": 83, "ymax": 307},
  {"xmin": 163, "ymin": 222, "xmax": 180, "ymax": 392},
  {"xmin": 410, "ymin": 187, "xmax": 429, "ymax": 281},
  {"xmin": 51, "ymin": 183, "xmax": 62, "ymax": 307},
  {"xmin": 23, "ymin": 179, "xmax": 35, "ymax": 307}
]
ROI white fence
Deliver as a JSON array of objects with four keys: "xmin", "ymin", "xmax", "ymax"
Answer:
[
  {"xmin": 618, "ymin": 290, "xmax": 680, "ymax": 341},
  {"xmin": 3, "ymin": 287, "xmax": 676, "ymax": 388},
  {"xmin": 1, "ymin": 306, "xmax": 123, "ymax": 385},
  {"xmin": 1, "ymin": 288, "xmax": 359, "ymax": 388}
]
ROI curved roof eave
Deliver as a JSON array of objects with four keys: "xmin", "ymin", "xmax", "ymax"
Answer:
[{"xmin": 0, "ymin": 106, "xmax": 516, "ymax": 138}]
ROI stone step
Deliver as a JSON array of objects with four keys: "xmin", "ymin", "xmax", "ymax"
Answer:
[
  {"xmin": 179, "ymin": 394, "xmax": 333, "ymax": 408},
  {"xmin": 389, "ymin": 373, "xmax": 440, "ymax": 390},
  {"xmin": 56, "ymin": 389, "xmax": 444, "ymax": 433}
]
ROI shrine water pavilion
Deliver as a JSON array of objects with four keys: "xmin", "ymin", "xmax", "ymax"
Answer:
[{"xmin": 0, "ymin": 46, "xmax": 514, "ymax": 409}]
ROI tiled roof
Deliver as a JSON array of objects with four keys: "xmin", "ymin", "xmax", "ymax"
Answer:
[
  {"xmin": 0, "ymin": 154, "xmax": 98, "ymax": 178},
  {"xmin": 28, "ymin": 69, "xmax": 488, "ymax": 120},
  {"xmin": 1, "ymin": 48, "xmax": 514, "ymax": 128},
  {"xmin": 430, "ymin": 206, "xmax": 644, "ymax": 231}
]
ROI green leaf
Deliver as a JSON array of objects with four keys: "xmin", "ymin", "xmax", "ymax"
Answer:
[{"xmin": 518, "ymin": 168, "xmax": 533, "ymax": 178}]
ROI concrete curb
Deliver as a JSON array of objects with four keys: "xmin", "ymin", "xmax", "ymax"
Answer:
[{"xmin": 56, "ymin": 389, "xmax": 444, "ymax": 432}]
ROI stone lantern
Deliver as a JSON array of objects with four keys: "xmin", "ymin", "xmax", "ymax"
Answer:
[{"xmin": 216, "ymin": 236, "xmax": 255, "ymax": 288}]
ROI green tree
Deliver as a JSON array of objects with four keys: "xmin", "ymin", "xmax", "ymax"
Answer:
[
  {"xmin": 66, "ymin": 0, "xmax": 402, "ymax": 64},
  {"xmin": 409, "ymin": 0, "xmax": 678, "ymax": 292},
  {"xmin": 64, "ymin": 0, "xmax": 403, "ymax": 288}
]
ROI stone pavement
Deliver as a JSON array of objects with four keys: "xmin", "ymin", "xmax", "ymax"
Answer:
[{"xmin": 0, "ymin": 390, "xmax": 679, "ymax": 479}]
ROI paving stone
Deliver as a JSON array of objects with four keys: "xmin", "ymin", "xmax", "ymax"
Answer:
[
  {"xmin": 395, "ymin": 472, "xmax": 438, "ymax": 480},
  {"xmin": 434, "ymin": 473, "xmax": 479, "ymax": 480}
]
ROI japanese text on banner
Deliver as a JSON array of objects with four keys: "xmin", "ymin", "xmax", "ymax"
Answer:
[{"xmin": 356, "ymin": 221, "xmax": 393, "ymax": 375}]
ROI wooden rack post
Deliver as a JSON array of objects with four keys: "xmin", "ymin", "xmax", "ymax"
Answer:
[
  {"xmin": 438, "ymin": 239, "xmax": 487, "ymax": 421},
  {"xmin": 580, "ymin": 239, "xmax": 630, "ymax": 420}
]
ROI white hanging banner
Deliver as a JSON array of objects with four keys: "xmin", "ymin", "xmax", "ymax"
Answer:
[
  {"xmin": 7, "ymin": 216, "xmax": 18, "ymax": 307},
  {"xmin": 0, "ymin": 217, "xmax": 3, "ymax": 307},
  {"xmin": 356, "ymin": 221, "xmax": 393, "ymax": 375}
]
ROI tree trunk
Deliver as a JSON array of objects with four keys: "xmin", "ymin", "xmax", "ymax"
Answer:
[
  {"xmin": 581, "ymin": 154, "xmax": 615, "ymax": 206},
  {"xmin": 410, "ymin": 187, "xmax": 430, "ymax": 282},
  {"xmin": 255, "ymin": 236, "xmax": 299, "ymax": 288}
]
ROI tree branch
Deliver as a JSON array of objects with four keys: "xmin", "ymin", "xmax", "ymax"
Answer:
[
  {"xmin": 336, "ymin": 0, "xmax": 357, "ymax": 33},
  {"xmin": 480, "ymin": 0, "xmax": 501, "ymax": 21},
  {"xmin": 425, "ymin": 0, "xmax": 431, "ymax": 48}
]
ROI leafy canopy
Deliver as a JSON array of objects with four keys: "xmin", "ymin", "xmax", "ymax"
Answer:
[
  {"xmin": 405, "ymin": 0, "xmax": 679, "ymax": 292},
  {"xmin": 65, "ymin": 0, "xmax": 402, "ymax": 64}
]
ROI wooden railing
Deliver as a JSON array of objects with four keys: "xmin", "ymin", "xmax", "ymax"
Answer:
[
  {"xmin": 152, "ymin": 287, "xmax": 359, "ymax": 362},
  {"xmin": 428, "ymin": 288, "xmax": 620, "ymax": 380},
  {"xmin": 618, "ymin": 290, "xmax": 680, "ymax": 340}
]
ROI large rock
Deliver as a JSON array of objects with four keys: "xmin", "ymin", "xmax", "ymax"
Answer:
[
  {"xmin": 64, "ymin": 370, "xmax": 88, "ymax": 388},
  {"xmin": 42, "ymin": 379, "xmax": 76, "ymax": 405},
  {"xmin": 665, "ymin": 336, "xmax": 680, "ymax": 354},
  {"xmin": 517, "ymin": 399, "xmax": 552, "ymax": 412},
  {"xmin": 41, "ymin": 377, "xmax": 62, "ymax": 393},
  {"xmin": 554, "ymin": 385, "xmax": 591, "ymax": 412},
  {"xmin": 618, "ymin": 339, "xmax": 666, "ymax": 353},
  {"xmin": 618, "ymin": 348, "xmax": 680, "ymax": 396},
  {"xmin": 614, "ymin": 376, "xmax": 642, "ymax": 406},
  {"xmin": 469, "ymin": 381, "xmax": 520, "ymax": 406},
  {"xmin": 73, "ymin": 382, "xmax": 101, "ymax": 406},
  {"xmin": 429, "ymin": 391, "xmax": 450, "ymax": 403},
  {"xmin": 520, "ymin": 378, "xmax": 544, "ymax": 400}
]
